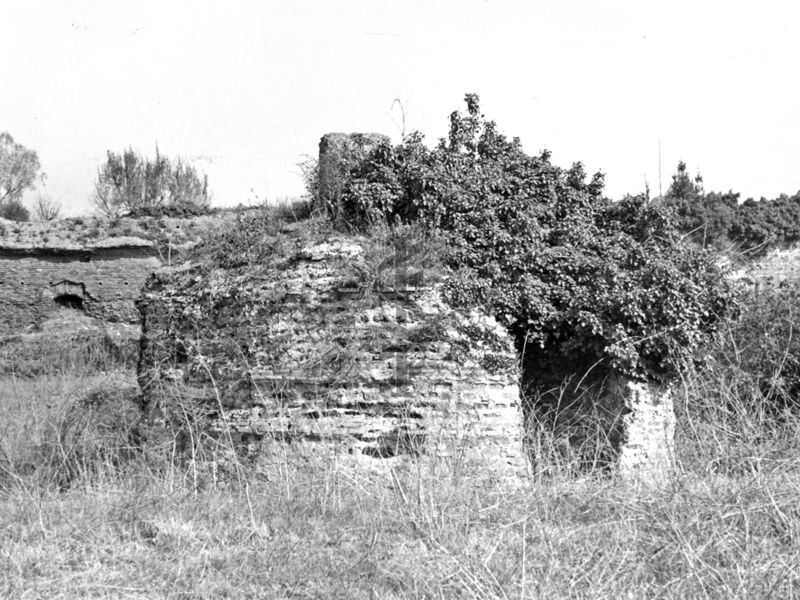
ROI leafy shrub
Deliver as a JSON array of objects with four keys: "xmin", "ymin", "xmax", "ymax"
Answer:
[
  {"xmin": 315, "ymin": 134, "xmax": 392, "ymax": 225},
  {"xmin": 731, "ymin": 195, "xmax": 800, "ymax": 253},
  {"xmin": 298, "ymin": 155, "xmax": 319, "ymax": 201},
  {"xmin": 333, "ymin": 94, "xmax": 735, "ymax": 384},
  {"xmin": 0, "ymin": 197, "xmax": 30, "ymax": 222},
  {"xmin": 93, "ymin": 147, "xmax": 211, "ymax": 218}
]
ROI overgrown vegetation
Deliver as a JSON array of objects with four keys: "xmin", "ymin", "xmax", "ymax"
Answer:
[
  {"xmin": 93, "ymin": 146, "xmax": 211, "ymax": 218},
  {"xmin": 195, "ymin": 197, "xmax": 316, "ymax": 268},
  {"xmin": 661, "ymin": 160, "xmax": 800, "ymax": 255},
  {"xmin": 347, "ymin": 221, "xmax": 449, "ymax": 300},
  {"xmin": 0, "ymin": 197, "xmax": 29, "ymax": 222},
  {"xmin": 0, "ymin": 328, "xmax": 137, "ymax": 377},
  {"xmin": 677, "ymin": 287, "xmax": 800, "ymax": 417},
  {"xmin": 328, "ymin": 94, "xmax": 735, "ymax": 386}
]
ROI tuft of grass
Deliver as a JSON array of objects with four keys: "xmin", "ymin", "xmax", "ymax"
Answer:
[
  {"xmin": 347, "ymin": 221, "xmax": 449, "ymax": 304},
  {"xmin": 0, "ymin": 372, "xmax": 141, "ymax": 490},
  {"xmin": 194, "ymin": 197, "xmax": 325, "ymax": 268},
  {"xmin": 0, "ymin": 328, "xmax": 136, "ymax": 377},
  {"xmin": 671, "ymin": 287, "xmax": 800, "ymax": 478}
]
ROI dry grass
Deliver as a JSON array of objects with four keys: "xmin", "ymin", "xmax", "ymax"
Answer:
[
  {"xmin": 2, "ymin": 364, "xmax": 800, "ymax": 599},
  {"xmin": 4, "ymin": 292, "xmax": 800, "ymax": 599}
]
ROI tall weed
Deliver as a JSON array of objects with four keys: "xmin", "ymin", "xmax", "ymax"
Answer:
[{"xmin": 673, "ymin": 287, "xmax": 800, "ymax": 476}]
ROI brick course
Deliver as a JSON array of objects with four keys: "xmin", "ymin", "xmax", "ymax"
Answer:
[
  {"xmin": 137, "ymin": 236, "xmax": 527, "ymax": 478},
  {"xmin": 0, "ymin": 244, "xmax": 161, "ymax": 334}
]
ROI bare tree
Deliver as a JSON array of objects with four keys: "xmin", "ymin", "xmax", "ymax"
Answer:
[{"xmin": 34, "ymin": 194, "xmax": 61, "ymax": 221}]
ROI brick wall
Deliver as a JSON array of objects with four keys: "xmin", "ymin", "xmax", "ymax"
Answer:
[{"xmin": 0, "ymin": 246, "xmax": 161, "ymax": 335}]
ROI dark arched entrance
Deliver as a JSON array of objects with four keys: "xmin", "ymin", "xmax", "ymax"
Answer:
[
  {"xmin": 54, "ymin": 293, "xmax": 84, "ymax": 310},
  {"xmin": 50, "ymin": 280, "xmax": 87, "ymax": 311}
]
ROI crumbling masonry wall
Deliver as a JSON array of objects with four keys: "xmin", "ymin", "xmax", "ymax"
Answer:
[
  {"xmin": 137, "ymin": 236, "xmax": 526, "ymax": 476},
  {"xmin": 0, "ymin": 242, "xmax": 161, "ymax": 335}
]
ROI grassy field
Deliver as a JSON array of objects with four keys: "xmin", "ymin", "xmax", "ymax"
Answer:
[{"xmin": 2, "ymin": 354, "xmax": 800, "ymax": 599}]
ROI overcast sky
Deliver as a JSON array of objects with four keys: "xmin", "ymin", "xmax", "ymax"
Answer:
[{"xmin": 2, "ymin": 0, "xmax": 799, "ymax": 216}]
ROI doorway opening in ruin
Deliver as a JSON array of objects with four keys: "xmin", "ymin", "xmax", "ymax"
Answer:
[
  {"xmin": 54, "ymin": 293, "xmax": 84, "ymax": 311},
  {"xmin": 50, "ymin": 280, "xmax": 88, "ymax": 312}
]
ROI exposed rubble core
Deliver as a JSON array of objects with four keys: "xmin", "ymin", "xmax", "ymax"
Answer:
[{"xmin": 137, "ymin": 233, "xmax": 526, "ymax": 477}]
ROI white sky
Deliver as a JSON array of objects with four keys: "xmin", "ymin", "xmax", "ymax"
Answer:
[{"xmin": 2, "ymin": 0, "xmax": 799, "ymax": 216}]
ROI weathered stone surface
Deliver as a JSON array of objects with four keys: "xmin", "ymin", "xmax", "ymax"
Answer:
[
  {"xmin": 316, "ymin": 132, "xmax": 391, "ymax": 214},
  {"xmin": 617, "ymin": 380, "xmax": 675, "ymax": 483},
  {"xmin": 137, "ymin": 232, "xmax": 526, "ymax": 477}
]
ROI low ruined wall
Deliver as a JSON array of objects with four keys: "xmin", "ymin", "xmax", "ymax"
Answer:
[
  {"xmin": 0, "ymin": 244, "xmax": 160, "ymax": 335},
  {"xmin": 137, "ymin": 235, "xmax": 525, "ymax": 476}
]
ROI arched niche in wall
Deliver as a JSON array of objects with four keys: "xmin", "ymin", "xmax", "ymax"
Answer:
[{"xmin": 50, "ymin": 280, "xmax": 87, "ymax": 311}]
